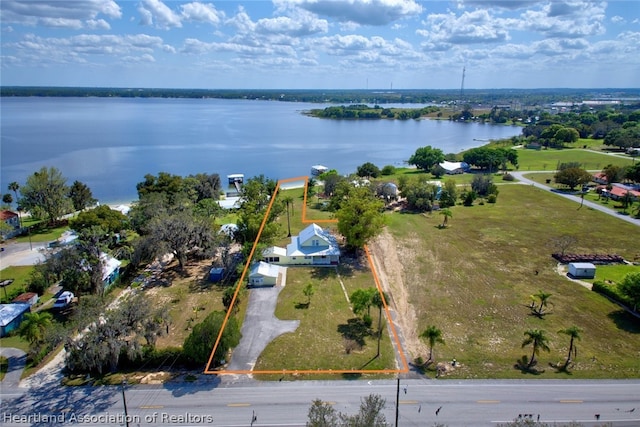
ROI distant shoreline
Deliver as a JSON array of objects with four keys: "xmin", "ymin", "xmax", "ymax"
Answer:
[{"xmin": 2, "ymin": 86, "xmax": 639, "ymax": 105}]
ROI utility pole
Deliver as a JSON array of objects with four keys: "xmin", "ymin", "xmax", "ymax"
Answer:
[
  {"xmin": 395, "ymin": 377, "xmax": 400, "ymax": 427},
  {"xmin": 121, "ymin": 380, "xmax": 130, "ymax": 427}
]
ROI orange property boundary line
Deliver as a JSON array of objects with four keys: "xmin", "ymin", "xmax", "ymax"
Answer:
[{"xmin": 204, "ymin": 176, "xmax": 409, "ymax": 375}]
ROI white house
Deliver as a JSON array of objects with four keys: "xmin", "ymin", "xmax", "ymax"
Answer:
[
  {"xmin": 437, "ymin": 161, "xmax": 470, "ymax": 174},
  {"xmin": 262, "ymin": 223, "xmax": 340, "ymax": 266},
  {"xmin": 568, "ymin": 262, "xmax": 596, "ymax": 279},
  {"xmin": 311, "ymin": 165, "xmax": 328, "ymax": 176},
  {"xmin": 248, "ymin": 261, "xmax": 282, "ymax": 286}
]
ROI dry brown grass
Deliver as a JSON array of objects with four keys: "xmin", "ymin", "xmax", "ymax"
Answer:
[{"xmin": 372, "ymin": 184, "xmax": 640, "ymax": 379}]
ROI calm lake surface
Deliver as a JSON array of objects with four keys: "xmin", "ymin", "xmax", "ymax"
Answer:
[{"xmin": 1, "ymin": 97, "xmax": 522, "ymax": 204}]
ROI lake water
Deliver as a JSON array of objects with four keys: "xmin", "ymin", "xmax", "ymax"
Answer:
[{"xmin": 1, "ymin": 97, "xmax": 522, "ymax": 205}]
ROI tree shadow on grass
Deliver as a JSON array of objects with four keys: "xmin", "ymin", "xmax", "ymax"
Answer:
[
  {"xmin": 294, "ymin": 301, "xmax": 310, "ymax": 309},
  {"xmin": 337, "ymin": 318, "xmax": 371, "ymax": 347},
  {"xmin": 549, "ymin": 361, "xmax": 574, "ymax": 376},
  {"xmin": 341, "ymin": 372, "xmax": 362, "ymax": 380},
  {"xmin": 514, "ymin": 356, "xmax": 545, "ymax": 375},
  {"xmin": 607, "ymin": 309, "xmax": 640, "ymax": 334}
]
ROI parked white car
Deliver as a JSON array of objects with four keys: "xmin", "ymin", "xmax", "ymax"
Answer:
[{"xmin": 53, "ymin": 291, "xmax": 74, "ymax": 309}]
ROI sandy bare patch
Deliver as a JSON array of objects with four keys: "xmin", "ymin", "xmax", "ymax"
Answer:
[{"xmin": 369, "ymin": 229, "xmax": 426, "ymax": 362}]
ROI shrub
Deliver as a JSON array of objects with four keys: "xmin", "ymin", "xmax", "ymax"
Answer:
[
  {"xmin": 487, "ymin": 194, "xmax": 498, "ymax": 203},
  {"xmin": 502, "ymin": 173, "xmax": 515, "ymax": 181},
  {"xmin": 592, "ymin": 280, "xmax": 630, "ymax": 305},
  {"xmin": 381, "ymin": 165, "xmax": 395, "ymax": 176},
  {"xmin": 462, "ymin": 190, "xmax": 477, "ymax": 206}
]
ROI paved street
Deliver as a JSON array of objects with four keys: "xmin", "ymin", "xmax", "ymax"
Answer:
[
  {"xmin": 2, "ymin": 377, "xmax": 640, "ymax": 426},
  {"xmin": 510, "ymin": 171, "xmax": 640, "ymax": 227}
]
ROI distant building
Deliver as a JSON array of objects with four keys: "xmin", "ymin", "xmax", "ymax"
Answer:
[
  {"xmin": 1, "ymin": 210, "xmax": 21, "ymax": 239},
  {"xmin": 568, "ymin": 262, "xmax": 596, "ymax": 279},
  {"xmin": 12, "ymin": 292, "xmax": 39, "ymax": 307},
  {"xmin": 0, "ymin": 303, "xmax": 31, "ymax": 337},
  {"xmin": 437, "ymin": 161, "xmax": 470, "ymax": 174},
  {"xmin": 311, "ymin": 165, "xmax": 328, "ymax": 177}
]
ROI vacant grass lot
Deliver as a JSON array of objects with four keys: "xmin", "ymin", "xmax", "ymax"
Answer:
[
  {"xmin": 515, "ymin": 148, "xmax": 634, "ymax": 171},
  {"xmin": 384, "ymin": 183, "xmax": 640, "ymax": 379},
  {"xmin": 253, "ymin": 265, "xmax": 396, "ymax": 378}
]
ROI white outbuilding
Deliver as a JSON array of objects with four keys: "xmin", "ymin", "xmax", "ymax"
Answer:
[{"xmin": 568, "ymin": 262, "xmax": 596, "ymax": 279}]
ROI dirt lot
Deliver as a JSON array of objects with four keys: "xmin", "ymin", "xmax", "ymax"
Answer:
[
  {"xmin": 369, "ymin": 229, "xmax": 425, "ymax": 362},
  {"xmin": 145, "ymin": 257, "xmax": 230, "ymax": 349}
]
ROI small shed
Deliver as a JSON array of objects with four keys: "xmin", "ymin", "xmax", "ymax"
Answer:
[
  {"xmin": 0, "ymin": 303, "xmax": 31, "ymax": 337},
  {"xmin": 209, "ymin": 267, "xmax": 225, "ymax": 283},
  {"xmin": 568, "ymin": 262, "xmax": 596, "ymax": 279},
  {"xmin": 248, "ymin": 261, "xmax": 280, "ymax": 287},
  {"xmin": 12, "ymin": 292, "xmax": 39, "ymax": 307}
]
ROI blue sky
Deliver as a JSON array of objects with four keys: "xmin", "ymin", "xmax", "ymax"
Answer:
[{"xmin": 1, "ymin": 0, "xmax": 639, "ymax": 89}]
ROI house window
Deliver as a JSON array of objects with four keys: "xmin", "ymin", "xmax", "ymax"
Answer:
[
  {"xmin": 312, "ymin": 239, "xmax": 319, "ymax": 246},
  {"xmin": 304, "ymin": 256, "xmax": 311, "ymax": 259}
]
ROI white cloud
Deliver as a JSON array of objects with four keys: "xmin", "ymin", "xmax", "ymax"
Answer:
[
  {"xmin": 459, "ymin": 1, "xmax": 542, "ymax": 11},
  {"xmin": 86, "ymin": 19, "xmax": 111, "ymax": 31},
  {"xmin": 138, "ymin": 0, "xmax": 182, "ymax": 29},
  {"xmin": 611, "ymin": 16, "xmax": 625, "ymax": 24},
  {"xmin": 0, "ymin": 0, "xmax": 121, "ymax": 29},
  {"xmin": 419, "ymin": 9, "xmax": 509, "ymax": 48},
  {"xmin": 519, "ymin": 1, "xmax": 606, "ymax": 38},
  {"xmin": 4, "ymin": 32, "xmax": 167, "ymax": 66},
  {"xmin": 286, "ymin": 0, "xmax": 423, "ymax": 26},
  {"xmin": 122, "ymin": 53, "xmax": 156, "ymax": 63},
  {"xmin": 181, "ymin": 2, "xmax": 225, "ymax": 25}
]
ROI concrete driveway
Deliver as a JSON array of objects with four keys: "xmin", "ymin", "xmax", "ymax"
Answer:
[
  {"xmin": 226, "ymin": 281, "xmax": 299, "ymax": 373},
  {"xmin": 0, "ymin": 347, "xmax": 26, "ymax": 389}
]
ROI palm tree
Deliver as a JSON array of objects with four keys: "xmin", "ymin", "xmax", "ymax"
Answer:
[
  {"xmin": 440, "ymin": 208, "xmax": 452, "ymax": 227},
  {"xmin": 559, "ymin": 326, "xmax": 582, "ymax": 368},
  {"xmin": 420, "ymin": 325, "xmax": 445, "ymax": 363},
  {"xmin": 532, "ymin": 290, "xmax": 552, "ymax": 316},
  {"xmin": 8, "ymin": 181, "xmax": 22, "ymax": 227},
  {"xmin": 18, "ymin": 311, "xmax": 53, "ymax": 345},
  {"xmin": 282, "ymin": 195, "xmax": 293, "ymax": 237},
  {"xmin": 521, "ymin": 328, "xmax": 551, "ymax": 368},
  {"xmin": 371, "ymin": 290, "xmax": 388, "ymax": 357}
]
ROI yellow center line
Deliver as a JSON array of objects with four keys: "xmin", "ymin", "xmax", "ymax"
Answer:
[
  {"xmin": 140, "ymin": 405, "xmax": 164, "ymax": 409},
  {"xmin": 477, "ymin": 400, "xmax": 500, "ymax": 404},
  {"xmin": 227, "ymin": 403, "xmax": 251, "ymax": 407},
  {"xmin": 400, "ymin": 400, "xmax": 419, "ymax": 404}
]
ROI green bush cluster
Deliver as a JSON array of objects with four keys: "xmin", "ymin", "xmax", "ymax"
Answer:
[{"xmin": 591, "ymin": 280, "xmax": 630, "ymax": 306}]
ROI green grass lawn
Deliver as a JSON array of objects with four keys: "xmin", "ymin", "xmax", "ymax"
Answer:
[
  {"xmin": 0, "ymin": 355, "xmax": 8, "ymax": 381},
  {"xmin": 15, "ymin": 222, "xmax": 70, "ymax": 244},
  {"xmin": 515, "ymin": 147, "xmax": 634, "ymax": 171},
  {"xmin": 583, "ymin": 264, "xmax": 640, "ymax": 284},
  {"xmin": 385, "ymin": 184, "xmax": 640, "ymax": 379},
  {"xmin": 0, "ymin": 265, "xmax": 34, "ymax": 303},
  {"xmin": 253, "ymin": 265, "xmax": 396, "ymax": 378}
]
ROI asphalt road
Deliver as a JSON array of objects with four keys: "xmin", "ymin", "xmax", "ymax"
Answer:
[
  {"xmin": 2, "ymin": 378, "xmax": 640, "ymax": 426},
  {"xmin": 510, "ymin": 172, "xmax": 640, "ymax": 227}
]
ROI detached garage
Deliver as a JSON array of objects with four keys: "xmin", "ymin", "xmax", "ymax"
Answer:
[
  {"xmin": 568, "ymin": 262, "xmax": 596, "ymax": 279},
  {"xmin": 248, "ymin": 261, "xmax": 281, "ymax": 287}
]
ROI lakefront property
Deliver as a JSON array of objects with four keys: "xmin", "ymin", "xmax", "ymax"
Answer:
[{"xmin": 262, "ymin": 223, "xmax": 340, "ymax": 266}]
